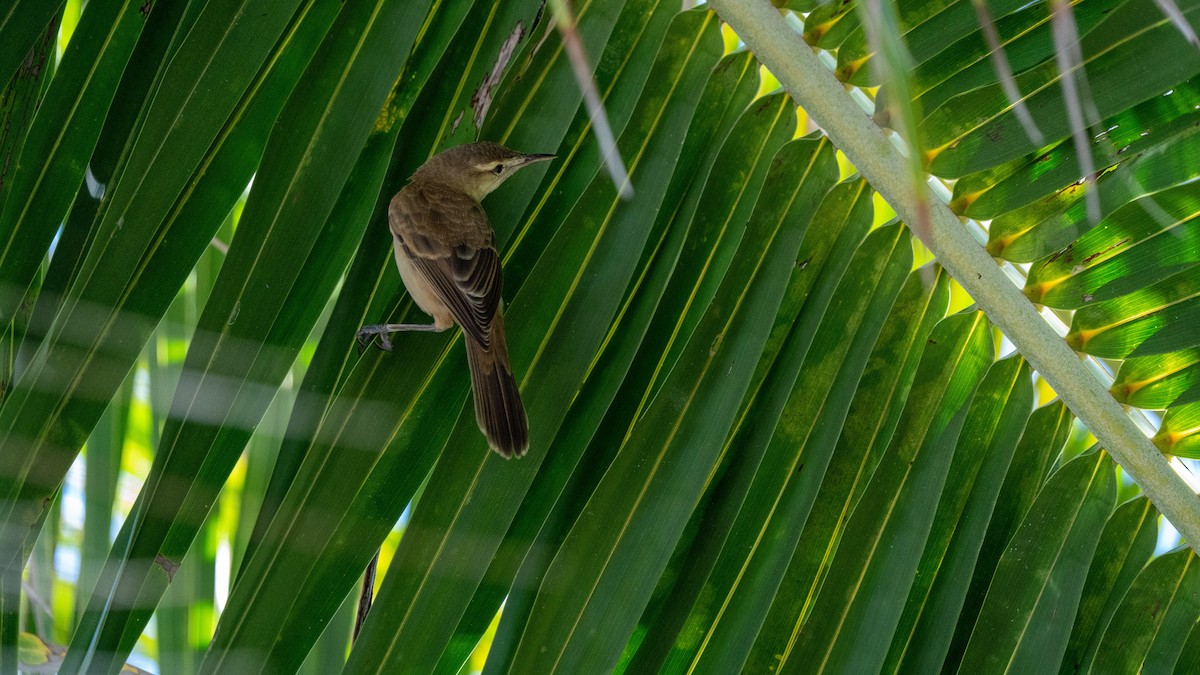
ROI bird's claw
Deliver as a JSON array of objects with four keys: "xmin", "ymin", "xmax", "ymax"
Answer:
[{"xmin": 355, "ymin": 325, "xmax": 393, "ymax": 354}]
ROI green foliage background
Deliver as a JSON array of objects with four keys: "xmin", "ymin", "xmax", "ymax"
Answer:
[{"xmin": 0, "ymin": 0, "xmax": 1198, "ymax": 672}]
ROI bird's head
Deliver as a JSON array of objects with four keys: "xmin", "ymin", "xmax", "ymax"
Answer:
[{"xmin": 415, "ymin": 141, "xmax": 555, "ymax": 201}]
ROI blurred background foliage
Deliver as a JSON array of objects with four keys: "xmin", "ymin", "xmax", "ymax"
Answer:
[{"xmin": 0, "ymin": 0, "xmax": 1198, "ymax": 672}]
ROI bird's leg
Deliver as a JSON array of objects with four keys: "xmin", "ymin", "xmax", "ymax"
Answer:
[{"xmin": 356, "ymin": 322, "xmax": 447, "ymax": 353}]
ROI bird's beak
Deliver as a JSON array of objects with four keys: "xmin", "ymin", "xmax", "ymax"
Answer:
[{"xmin": 518, "ymin": 153, "xmax": 556, "ymax": 166}]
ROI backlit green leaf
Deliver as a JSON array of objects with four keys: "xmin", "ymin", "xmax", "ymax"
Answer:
[
  {"xmin": 1091, "ymin": 547, "xmax": 1200, "ymax": 673},
  {"xmin": 1058, "ymin": 496, "xmax": 1159, "ymax": 675},
  {"xmin": 957, "ymin": 449, "xmax": 1116, "ymax": 673},
  {"xmin": 923, "ymin": 0, "xmax": 1200, "ymax": 178}
]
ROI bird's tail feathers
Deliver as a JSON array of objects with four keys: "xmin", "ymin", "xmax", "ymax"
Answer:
[{"xmin": 464, "ymin": 311, "xmax": 528, "ymax": 457}]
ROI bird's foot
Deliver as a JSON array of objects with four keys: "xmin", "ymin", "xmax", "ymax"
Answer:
[{"xmin": 355, "ymin": 324, "xmax": 394, "ymax": 353}]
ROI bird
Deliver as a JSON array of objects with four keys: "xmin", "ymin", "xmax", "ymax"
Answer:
[{"xmin": 356, "ymin": 141, "xmax": 554, "ymax": 458}]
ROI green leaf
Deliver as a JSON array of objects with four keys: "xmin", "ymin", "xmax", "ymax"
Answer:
[
  {"xmin": 300, "ymin": 590, "xmax": 358, "ymax": 675},
  {"xmin": 15, "ymin": 630, "xmax": 65, "ymax": 673},
  {"xmin": 1091, "ymin": 548, "xmax": 1200, "ymax": 673},
  {"xmin": 63, "ymin": 3, "xmax": 359, "ymax": 671},
  {"xmin": 70, "ymin": 0, "xmax": 422, "ymax": 659},
  {"xmin": 957, "ymin": 449, "xmax": 1116, "ymax": 673},
  {"xmin": 1112, "ymin": 348, "xmax": 1200, "ymax": 409},
  {"xmin": 157, "ymin": 511, "xmax": 218, "ymax": 675},
  {"xmin": 0, "ymin": 0, "xmax": 148, "ymax": 331},
  {"xmin": 644, "ymin": 91, "xmax": 799, "ymax": 392},
  {"xmin": 1025, "ymin": 180, "xmax": 1200, "ymax": 310},
  {"xmin": 907, "ymin": 0, "xmax": 1124, "ymax": 116},
  {"xmin": 987, "ymin": 123, "xmax": 1200, "ymax": 263},
  {"xmin": 944, "ymin": 398, "xmax": 1074, "ymax": 671},
  {"xmin": 615, "ymin": 150, "xmax": 855, "ymax": 673},
  {"xmin": 1156, "ymin": 400, "xmax": 1200, "ymax": 457},
  {"xmin": 886, "ymin": 356, "xmax": 1034, "ymax": 673},
  {"xmin": 679, "ymin": 222, "xmax": 913, "ymax": 674},
  {"xmin": 0, "ymin": 0, "xmax": 64, "ymax": 87},
  {"xmin": 657, "ymin": 182, "xmax": 885, "ymax": 673},
  {"xmin": 239, "ymin": 0, "xmax": 480, "ymax": 569},
  {"xmin": 76, "ymin": 373, "xmax": 132, "ymax": 624},
  {"xmin": 803, "ymin": 0, "xmax": 859, "ymax": 48},
  {"xmin": 743, "ymin": 264, "xmax": 950, "ymax": 674},
  {"xmin": 783, "ymin": 0, "xmax": 821, "ymax": 12},
  {"xmin": 507, "ymin": 116, "xmax": 837, "ymax": 673},
  {"xmin": 1058, "ymin": 496, "xmax": 1159, "ymax": 675},
  {"xmin": 1174, "ymin": 620, "xmax": 1200, "ymax": 675},
  {"xmin": 0, "ymin": 566, "xmax": 17, "ymax": 671},
  {"xmin": 958, "ymin": 77, "xmax": 1200, "ymax": 224},
  {"xmin": 1066, "ymin": 268, "xmax": 1200, "ymax": 359},
  {"xmin": 16, "ymin": 0, "xmax": 195, "ymax": 364},
  {"xmin": 230, "ymin": 358, "xmax": 294, "ymax": 578},
  {"xmin": 0, "ymin": 0, "xmax": 311, "ymax": 578},
  {"xmin": 784, "ymin": 310, "xmax": 993, "ymax": 674},
  {"xmin": 923, "ymin": 0, "xmax": 1200, "ymax": 178},
  {"xmin": 170, "ymin": 0, "xmax": 440, "ymax": 670},
  {"xmin": 546, "ymin": 56, "xmax": 782, "ymax": 512},
  {"xmin": 837, "ymin": 0, "xmax": 1040, "ymax": 86},
  {"xmin": 497, "ymin": 139, "xmax": 836, "ymax": 675},
  {"xmin": 168, "ymin": 0, "xmax": 424, "ymax": 582},
  {"xmin": 0, "ymin": 13, "xmax": 55, "ymax": 220}
]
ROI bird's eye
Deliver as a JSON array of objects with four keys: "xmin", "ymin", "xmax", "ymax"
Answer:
[{"xmin": 492, "ymin": 164, "xmax": 504, "ymax": 175}]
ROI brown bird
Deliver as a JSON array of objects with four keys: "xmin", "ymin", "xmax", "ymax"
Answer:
[{"xmin": 356, "ymin": 142, "xmax": 554, "ymax": 458}]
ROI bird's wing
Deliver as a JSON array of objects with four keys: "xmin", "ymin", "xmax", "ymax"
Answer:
[{"xmin": 389, "ymin": 183, "xmax": 502, "ymax": 348}]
